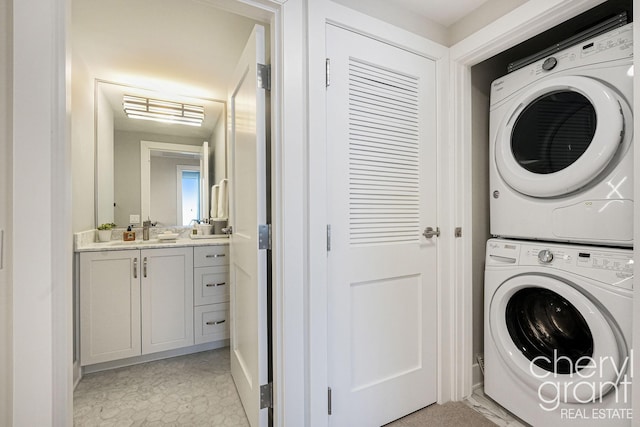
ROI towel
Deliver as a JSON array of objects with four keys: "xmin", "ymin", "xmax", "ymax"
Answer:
[
  {"xmin": 210, "ymin": 185, "xmax": 219, "ymax": 219},
  {"xmin": 217, "ymin": 178, "xmax": 228, "ymax": 219}
]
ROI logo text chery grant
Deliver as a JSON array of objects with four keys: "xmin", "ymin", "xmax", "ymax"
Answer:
[{"xmin": 530, "ymin": 349, "xmax": 633, "ymax": 419}]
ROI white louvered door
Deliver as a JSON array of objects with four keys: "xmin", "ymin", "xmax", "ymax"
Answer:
[{"xmin": 326, "ymin": 24, "xmax": 438, "ymax": 426}]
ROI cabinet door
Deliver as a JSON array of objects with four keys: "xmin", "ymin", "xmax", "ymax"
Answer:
[
  {"xmin": 141, "ymin": 247, "xmax": 194, "ymax": 354},
  {"xmin": 80, "ymin": 250, "xmax": 141, "ymax": 365}
]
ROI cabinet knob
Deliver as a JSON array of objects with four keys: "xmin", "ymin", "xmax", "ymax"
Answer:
[{"xmin": 206, "ymin": 319, "xmax": 226, "ymax": 325}]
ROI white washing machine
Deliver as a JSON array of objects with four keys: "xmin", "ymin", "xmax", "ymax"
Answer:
[
  {"xmin": 489, "ymin": 24, "xmax": 633, "ymax": 247},
  {"xmin": 484, "ymin": 238, "xmax": 633, "ymax": 426}
]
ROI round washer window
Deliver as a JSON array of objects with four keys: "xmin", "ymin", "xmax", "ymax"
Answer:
[
  {"xmin": 511, "ymin": 91, "xmax": 597, "ymax": 174},
  {"xmin": 506, "ymin": 287, "xmax": 594, "ymax": 374}
]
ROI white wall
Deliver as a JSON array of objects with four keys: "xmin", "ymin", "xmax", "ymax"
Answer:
[
  {"xmin": 0, "ymin": 0, "xmax": 12, "ymax": 424},
  {"xmin": 113, "ymin": 131, "xmax": 203, "ymax": 227}
]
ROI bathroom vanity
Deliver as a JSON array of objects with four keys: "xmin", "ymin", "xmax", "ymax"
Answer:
[{"xmin": 75, "ymin": 233, "xmax": 229, "ymax": 368}]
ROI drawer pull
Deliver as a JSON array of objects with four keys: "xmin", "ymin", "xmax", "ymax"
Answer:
[
  {"xmin": 206, "ymin": 319, "xmax": 226, "ymax": 325},
  {"xmin": 206, "ymin": 254, "xmax": 226, "ymax": 258},
  {"xmin": 206, "ymin": 282, "xmax": 227, "ymax": 287}
]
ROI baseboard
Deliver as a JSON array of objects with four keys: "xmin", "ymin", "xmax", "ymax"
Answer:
[
  {"xmin": 472, "ymin": 362, "xmax": 483, "ymax": 389},
  {"xmin": 73, "ymin": 359, "xmax": 82, "ymax": 390},
  {"xmin": 82, "ymin": 339, "xmax": 229, "ymax": 374}
]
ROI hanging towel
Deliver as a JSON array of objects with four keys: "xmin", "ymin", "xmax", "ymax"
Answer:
[
  {"xmin": 210, "ymin": 185, "xmax": 219, "ymax": 219},
  {"xmin": 217, "ymin": 178, "xmax": 228, "ymax": 219}
]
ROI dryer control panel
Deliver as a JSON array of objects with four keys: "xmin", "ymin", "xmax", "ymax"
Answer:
[{"xmin": 486, "ymin": 239, "xmax": 633, "ymax": 290}]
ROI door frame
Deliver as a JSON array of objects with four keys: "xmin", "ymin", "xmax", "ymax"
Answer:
[
  {"xmin": 448, "ymin": 0, "xmax": 610, "ymax": 401},
  {"xmin": 12, "ymin": 0, "xmax": 306, "ymax": 426}
]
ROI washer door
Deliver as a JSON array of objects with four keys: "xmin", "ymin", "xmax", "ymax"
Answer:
[
  {"xmin": 489, "ymin": 274, "xmax": 626, "ymax": 403},
  {"xmin": 495, "ymin": 76, "xmax": 626, "ymax": 197}
]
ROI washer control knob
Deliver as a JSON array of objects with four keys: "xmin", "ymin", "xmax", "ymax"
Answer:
[
  {"xmin": 538, "ymin": 249, "xmax": 554, "ymax": 264},
  {"xmin": 542, "ymin": 57, "xmax": 558, "ymax": 71}
]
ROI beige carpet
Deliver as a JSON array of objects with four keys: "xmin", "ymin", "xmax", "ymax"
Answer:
[{"xmin": 386, "ymin": 402, "xmax": 497, "ymax": 427}]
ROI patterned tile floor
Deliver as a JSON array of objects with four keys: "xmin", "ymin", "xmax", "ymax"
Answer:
[{"xmin": 74, "ymin": 348, "xmax": 249, "ymax": 426}]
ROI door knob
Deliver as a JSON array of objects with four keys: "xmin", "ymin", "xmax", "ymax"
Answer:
[
  {"xmin": 422, "ymin": 227, "xmax": 440, "ymax": 239},
  {"xmin": 222, "ymin": 225, "xmax": 233, "ymax": 235}
]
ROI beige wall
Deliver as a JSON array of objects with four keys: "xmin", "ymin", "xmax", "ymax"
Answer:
[
  {"xmin": 0, "ymin": 0, "xmax": 12, "ymax": 424},
  {"xmin": 113, "ymin": 130, "xmax": 204, "ymax": 227},
  {"xmin": 449, "ymin": 0, "xmax": 528, "ymax": 45},
  {"xmin": 331, "ymin": 0, "xmax": 528, "ymax": 46},
  {"xmin": 150, "ymin": 157, "xmax": 199, "ymax": 226},
  {"xmin": 213, "ymin": 112, "xmax": 226, "ymax": 186},
  {"xmin": 331, "ymin": 0, "xmax": 448, "ymax": 45},
  {"xmin": 71, "ymin": 56, "xmax": 96, "ymax": 232}
]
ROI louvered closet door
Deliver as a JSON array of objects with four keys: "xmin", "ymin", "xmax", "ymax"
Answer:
[{"xmin": 326, "ymin": 24, "xmax": 438, "ymax": 426}]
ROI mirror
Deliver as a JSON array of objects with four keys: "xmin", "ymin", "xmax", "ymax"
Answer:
[{"xmin": 95, "ymin": 80, "xmax": 227, "ymax": 227}]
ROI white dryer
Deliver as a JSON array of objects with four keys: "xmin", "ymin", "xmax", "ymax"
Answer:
[
  {"xmin": 484, "ymin": 238, "xmax": 633, "ymax": 426},
  {"xmin": 489, "ymin": 24, "xmax": 633, "ymax": 246}
]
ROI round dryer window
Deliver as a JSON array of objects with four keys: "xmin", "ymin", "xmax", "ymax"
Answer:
[
  {"xmin": 489, "ymin": 274, "xmax": 627, "ymax": 403},
  {"xmin": 495, "ymin": 76, "xmax": 626, "ymax": 198}
]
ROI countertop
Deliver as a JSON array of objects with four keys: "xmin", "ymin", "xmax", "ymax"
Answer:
[{"xmin": 74, "ymin": 228, "xmax": 229, "ymax": 252}]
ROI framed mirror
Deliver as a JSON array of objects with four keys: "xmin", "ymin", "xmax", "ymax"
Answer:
[{"xmin": 94, "ymin": 80, "xmax": 226, "ymax": 227}]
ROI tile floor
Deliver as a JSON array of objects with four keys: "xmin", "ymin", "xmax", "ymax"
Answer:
[
  {"xmin": 75, "ymin": 348, "xmax": 524, "ymax": 427},
  {"xmin": 465, "ymin": 387, "xmax": 527, "ymax": 427},
  {"xmin": 73, "ymin": 348, "xmax": 249, "ymax": 426}
]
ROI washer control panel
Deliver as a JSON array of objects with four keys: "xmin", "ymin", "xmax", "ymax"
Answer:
[{"xmin": 486, "ymin": 239, "xmax": 633, "ymax": 290}]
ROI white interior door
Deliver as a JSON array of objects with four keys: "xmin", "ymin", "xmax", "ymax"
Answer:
[
  {"xmin": 326, "ymin": 24, "xmax": 439, "ymax": 426},
  {"xmin": 228, "ymin": 24, "xmax": 268, "ymax": 427}
]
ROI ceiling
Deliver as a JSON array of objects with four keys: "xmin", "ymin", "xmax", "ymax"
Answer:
[
  {"xmin": 73, "ymin": 0, "xmax": 507, "ymax": 138},
  {"xmin": 386, "ymin": 0, "xmax": 490, "ymax": 27}
]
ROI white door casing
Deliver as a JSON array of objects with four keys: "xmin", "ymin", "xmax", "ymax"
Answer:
[
  {"xmin": 326, "ymin": 24, "xmax": 438, "ymax": 426},
  {"xmin": 228, "ymin": 24, "xmax": 269, "ymax": 427},
  {"xmin": 201, "ymin": 140, "xmax": 210, "ymax": 220}
]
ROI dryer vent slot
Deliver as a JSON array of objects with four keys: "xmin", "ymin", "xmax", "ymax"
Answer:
[{"xmin": 507, "ymin": 12, "xmax": 628, "ymax": 73}]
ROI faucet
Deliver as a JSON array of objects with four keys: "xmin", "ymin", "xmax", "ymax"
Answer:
[{"xmin": 143, "ymin": 219, "xmax": 151, "ymax": 240}]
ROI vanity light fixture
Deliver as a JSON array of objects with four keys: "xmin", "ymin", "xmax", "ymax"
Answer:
[{"xmin": 123, "ymin": 95, "xmax": 205, "ymax": 126}]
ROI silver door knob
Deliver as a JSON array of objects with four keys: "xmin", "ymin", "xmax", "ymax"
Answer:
[{"xmin": 422, "ymin": 227, "xmax": 440, "ymax": 239}]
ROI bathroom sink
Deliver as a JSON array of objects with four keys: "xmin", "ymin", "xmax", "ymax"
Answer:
[{"xmin": 104, "ymin": 239, "xmax": 177, "ymax": 247}]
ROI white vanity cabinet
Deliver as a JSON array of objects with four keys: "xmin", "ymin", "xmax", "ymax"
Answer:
[
  {"xmin": 80, "ymin": 246, "xmax": 194, "ymax": 366},
  {"xmin": 80, "ymin": 249, "xmax": 141, "ymax": 365},
  {"xmin": 193, "ymin": 245, "xmax": 230, "ymax": 344},
  {"xmin": 141, "ymin": 247, "xmax": 194, "ymax": 354}
]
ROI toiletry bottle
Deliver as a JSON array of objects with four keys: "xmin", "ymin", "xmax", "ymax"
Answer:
[{"xmin": 124, "ymin": 225, "xmax": 136, "ymax": 241}]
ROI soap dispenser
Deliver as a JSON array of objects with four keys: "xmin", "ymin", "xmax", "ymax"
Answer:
[{"xmin": 123, "ymin": 225, "xmax": 136, "ymax": 241}]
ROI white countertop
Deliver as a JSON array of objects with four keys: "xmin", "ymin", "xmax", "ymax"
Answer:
[{"xmin": 74, "ymin": 228, "xmax": 229, "ymax": 252}]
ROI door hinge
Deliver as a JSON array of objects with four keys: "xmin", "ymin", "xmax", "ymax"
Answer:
[
  {"xmin": 325, "ymin": 58, "xmax": 331, "ymax": 87},
  {"xmin": 260, "ymin": 382, "xmax": 273, "ymax": 409},
  {"xmin": 326, "ymin": 224, "xmax": 331, "ymax": 252},
  {"xmin": 257, "ymin": 63, "xmax": 271, "ymax": 91},
  {"xmin": 328, "ymin": 387, "xmax": 332, "ymax": 415},
  {"xmin": 259, "ymin": 224, "xmax": 272, "ymax": 250},
  {"xmin": 455, "ymin": 227, "xmax": 462, "ymax": 238}
]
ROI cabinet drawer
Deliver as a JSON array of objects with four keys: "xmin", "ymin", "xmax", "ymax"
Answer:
[
  {"xmin": 194, "ymin": 245, "xmax": 229, "ymax": 267},
  {"xmin": 194, "ymin": 303, "xmax": 229, "ymax": 344},
  {"xmin": 194, "ymin": 266, "xmax": 229, "ymax": 306}
]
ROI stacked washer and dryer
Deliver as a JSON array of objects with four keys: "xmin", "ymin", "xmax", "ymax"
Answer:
[{"xmin": 485, "ymin": 23, "xmax": 634, "ymax": 426}]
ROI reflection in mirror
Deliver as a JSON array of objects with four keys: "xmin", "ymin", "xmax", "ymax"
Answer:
[{"xmin": 95, "ymin": 80, "xmax": 227, "ymax": 227}]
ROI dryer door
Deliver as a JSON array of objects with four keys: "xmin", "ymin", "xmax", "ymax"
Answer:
[
  {"xmin": 495, "ymin": 75, "xmax": 627, "ymax": 197},
  {"xmin": 489, "ymin": 274, "xmax": 628, "ymax": 404}
]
